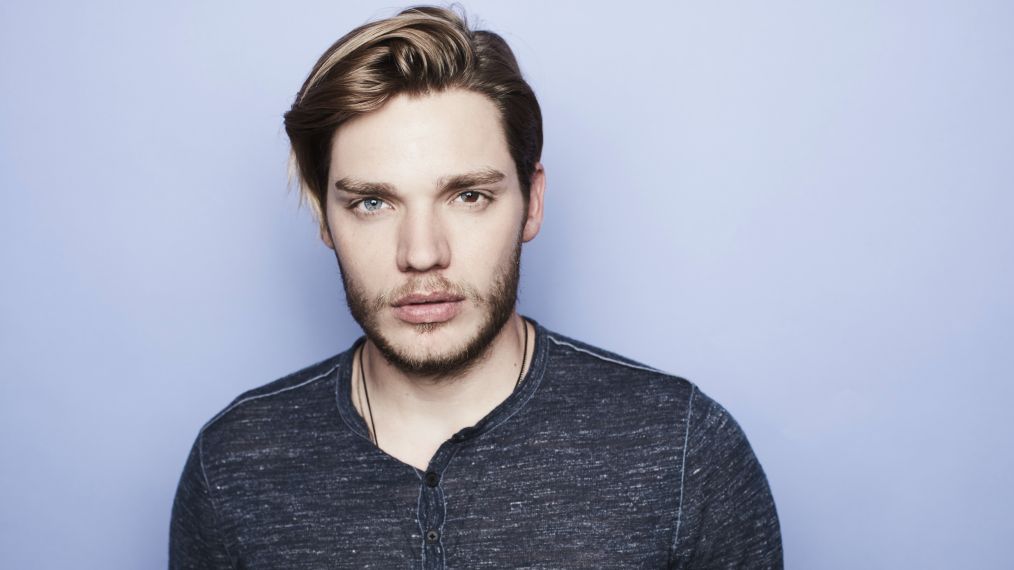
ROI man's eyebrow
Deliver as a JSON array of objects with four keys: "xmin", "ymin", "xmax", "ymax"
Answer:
[
  {"xmin": 438, "ymin": 167, "xmax": 506, "ymax": 191},
  {"xmin": 333, "ymin": 168, "xmax": 506, "ymax": 198},
  {"xmin": 333, "ymin": 178, "xmax": 397, "ymax": 200}
]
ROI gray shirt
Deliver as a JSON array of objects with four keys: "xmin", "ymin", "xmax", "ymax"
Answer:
[{"xmin": 170, "ymin": 319, "xmax": 782, "ymax": 568}]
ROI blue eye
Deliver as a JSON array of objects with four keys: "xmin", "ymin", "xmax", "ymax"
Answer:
[{"xmin": 360, "ymin": 198, "xmax": 386, "ymax": 212}]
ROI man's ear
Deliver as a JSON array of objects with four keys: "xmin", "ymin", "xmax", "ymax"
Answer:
[
  {"xmin": 319, "ymin": 220, "xmax": 335, "ymax": 250},
  {"xmin": 522, "ymin": 162, "xmax": 546, "ymax": 243}
]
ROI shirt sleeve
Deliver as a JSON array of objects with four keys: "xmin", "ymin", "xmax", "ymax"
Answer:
[
  {"xmin": 169, "ymin": 432, "xmax": 235, "ymax": 570},
  {"xmin": 671, "ymin": 387, "xmax": 783, "ymax": 569}
]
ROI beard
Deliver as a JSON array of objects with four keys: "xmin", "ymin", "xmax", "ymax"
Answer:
[{"xmin": 336, "ymin": 238, "xmax": 521, "ymax": 380}]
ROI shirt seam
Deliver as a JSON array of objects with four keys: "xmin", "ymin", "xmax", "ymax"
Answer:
[
  {"xmin": 435, "ymin": 444, "xmax": 465, "ymax": 556},
  {"xmin": 438, "ymin": 482, "xmax": 447, "ymax": 570},
  {"xmin": 547, "ymin": 335, "xmax": 667, "ymax": 375},
  {"xmin": 671, "ymin": 383, "xmax": 696, "ymax": 562},
  {"xmin": 416, "ymin": 478, "xmax": 426, "ymax": 568},
  {"xmin": 202, "ymin": 362, "xmax": 341, "ymax": 431},
  {"xmin": 198, "ymin": 431, "xmax": 239, "ymax": 569}
]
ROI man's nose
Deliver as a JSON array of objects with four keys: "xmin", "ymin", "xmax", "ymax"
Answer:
[{"xmin": 396, "ymin": 208, "xmax": 451, "ymax": 273}]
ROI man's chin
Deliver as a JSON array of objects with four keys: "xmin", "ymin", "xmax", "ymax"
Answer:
[
  {"xmin": 371, "ymin": 337, "xmax": 486, "ymax": 378},
  {"xmin": 366, "ymin": 313, "xmax": 509, "ymax": 379}
]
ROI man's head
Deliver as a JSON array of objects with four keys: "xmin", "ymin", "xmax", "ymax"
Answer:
[
  {"xmin": 284, "ymin": 6, "xmax": 542, "ymax": 231},
  {"xmin": 283, "ymin": 6, "xmax": 545, "ymax": 378}
]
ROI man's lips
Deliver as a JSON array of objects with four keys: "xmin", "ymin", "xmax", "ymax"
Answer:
[
  {"xmin": 392, "ymin": 292, "xmax": 466, "ymax": 307},
  {"xmin": 391, "ymin": 292, "xmax": 466, "ymax": 324}
]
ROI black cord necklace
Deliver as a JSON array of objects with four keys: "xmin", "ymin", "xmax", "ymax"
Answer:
[{"xmin": 359, "ymin": 318, "xmax": 529, "ymax": 447}]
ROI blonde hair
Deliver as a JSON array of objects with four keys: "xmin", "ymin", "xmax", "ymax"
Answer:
[{"xmin": 283, "ymin": 5, "xmax": 543, "ymax": 227}]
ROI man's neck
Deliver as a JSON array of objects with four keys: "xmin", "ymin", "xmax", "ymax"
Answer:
[{"xmin": 353, "ymin": 312, "xmax": 533, "ymax": 440}]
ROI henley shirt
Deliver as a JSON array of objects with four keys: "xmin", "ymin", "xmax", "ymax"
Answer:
[{"xmin": 170, "ymin": 319, "xmax": 782, "ymax": 568}]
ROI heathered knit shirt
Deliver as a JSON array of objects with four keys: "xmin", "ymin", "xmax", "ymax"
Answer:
[{"xmin": 170, "ymin": 319, "xmax": 782, "ymax": 569}]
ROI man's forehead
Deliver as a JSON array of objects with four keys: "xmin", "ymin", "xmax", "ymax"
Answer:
[{"xmin": 329, "ymin": 90, "xmax": 514, "ymax": 180}]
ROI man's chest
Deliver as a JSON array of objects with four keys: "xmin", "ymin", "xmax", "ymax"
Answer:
[{"xmin": 215, "ymin": 439, "xmax": 682, "ymax": 569}]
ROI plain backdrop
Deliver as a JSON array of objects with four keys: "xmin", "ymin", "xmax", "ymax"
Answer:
[{"xmin": 2, "ymin": 1, "xmax": 1012, "ymax": 568}]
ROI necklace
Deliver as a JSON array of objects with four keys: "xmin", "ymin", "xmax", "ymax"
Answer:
[{"xmin": 358, "ymin": 318, "xmax": 530, "ymax": 447}]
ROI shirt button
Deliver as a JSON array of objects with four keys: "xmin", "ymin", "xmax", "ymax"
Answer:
[
  {"xmin": 425, "ymin": 529, "xmax": 440, "ymax": 543},
  {"xmin": 425, "ymin": 471, "xmax": 439, "ymax": 487}
]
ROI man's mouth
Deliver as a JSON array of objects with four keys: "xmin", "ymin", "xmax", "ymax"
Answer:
[
  {"xmin": 392, "ymin": 292, "xmax": 466, "ymax": 307},
  {"xmin": 391, "ymin": 292, "xmax": 466, "ymax": 324}
]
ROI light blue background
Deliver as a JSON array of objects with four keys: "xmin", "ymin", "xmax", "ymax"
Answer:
[{"xmin": 2, "ymin": 1, "xmax": 1012, "ymax": 568}]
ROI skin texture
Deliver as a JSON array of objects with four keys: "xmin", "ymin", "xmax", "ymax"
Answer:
[{"xmin": 319, "ymin": 88, "xmax": 545, "ymax": 465}]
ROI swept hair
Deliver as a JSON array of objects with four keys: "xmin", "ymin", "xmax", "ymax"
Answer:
[{"xmin": 283, "ymin": 5, "xmax": 543, "ymax": 228}]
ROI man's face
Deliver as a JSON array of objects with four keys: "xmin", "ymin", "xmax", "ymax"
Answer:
[{"xmin": 322, "ymin": 89, "xmax": 544, "ymax": 377}]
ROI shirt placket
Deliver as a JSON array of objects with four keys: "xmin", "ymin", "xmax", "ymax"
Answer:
[{"xmin": 416, "ymin": 428, "xmax": 473, "ymax": 570}]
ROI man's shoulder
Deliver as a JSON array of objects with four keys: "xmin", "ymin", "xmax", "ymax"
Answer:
[
  {"xmin": 540, "ymin": 327, "xmax": 697, "ymax": 399},
  {"xmin": 200, "ymin": 351, "xmax": 346, "ymax": 436}
]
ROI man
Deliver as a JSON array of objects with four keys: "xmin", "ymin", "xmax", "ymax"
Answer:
[{"xmin": 170, "ymin": 6, "xmax": 781, "ymax": 569}]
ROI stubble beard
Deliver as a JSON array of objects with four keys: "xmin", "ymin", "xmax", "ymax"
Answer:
[{"xmin": 337, "ymin": 239, "xmax": 522, "ymax": 380}]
